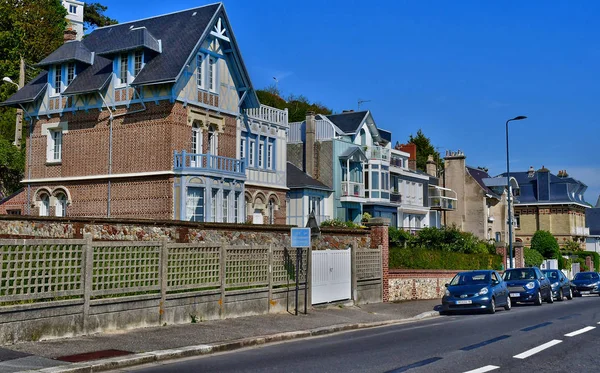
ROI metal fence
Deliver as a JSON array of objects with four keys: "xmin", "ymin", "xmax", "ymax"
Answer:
[{"xmin": 0, "ymin": 237, "xmax": 311, "ymax": 306}]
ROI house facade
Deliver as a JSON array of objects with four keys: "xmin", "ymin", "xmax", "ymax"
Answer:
[
  {"xmin": 585, "ymin": 198, "xmax": 600, "ymax": 253},
  {"xmin": 502, "ymin": 167, "xmax": 590, "ymax": 247},
  {"xmin": 286, "ymin": 162, "xmax": 333, "ymax": 227},
  {"xmin": 444, "ymin": 151, "xmax": 511, "ymax": 242},
  {"xmin": 1, "ymin": 3, "xmax": 287, "ymax": 224}
]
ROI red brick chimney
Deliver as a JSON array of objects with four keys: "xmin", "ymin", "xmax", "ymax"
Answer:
[
  {"xmin": 398, "ymin": 143, "xmax": 417, "ymax": 171},
  {"xmin": 64, "ymin": 28, "xmax": 77, "ymax": 43}
]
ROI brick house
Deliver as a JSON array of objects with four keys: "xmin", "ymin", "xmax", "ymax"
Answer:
[{"xmin": 1, "ymin": 3, "xmax": 288, "ymax": 224}]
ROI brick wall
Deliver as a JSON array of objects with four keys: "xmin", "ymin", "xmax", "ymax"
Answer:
[
  {"xmin": 368, "ymin": 218, "xmax": 389, "ymax": 302},
  {"xmin": 244, "ymin": 186, "xmax": 288, "ymax": 225}
]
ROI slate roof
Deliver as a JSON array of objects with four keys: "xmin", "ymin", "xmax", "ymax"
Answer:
[
  {"xmin": 37, "ymin": 41, "xmax": 94, "ymax": 67},
  {"xmin": 2, "ymin": 72, "xmax": 48, "ymax": 106},
  {"xmin": 497, "ymin": 170, "xmax": 588, "ymax": 206},
  {"xmin": 339, "ymin": 146, "xmax": 367, "ymax": 161},
  {"xmin": 379, "ymin": 129, "xmax": 392, "ymax": 143},
  {"xmin": 287, "ymin": 162, "xmax": 332, "ymax": 191},
  {"xmin": 586, "ymin": 208, "xmax": 600, "ymax": 236},
  {"xmin": 3, "ymin": 3, "xmax": 259, "ymax": 107},
  {"xmin": 466, "ymin": 166, "xmax": 501, "ymax": 199},
  {"xmin": 326, "ymin": 111, "xmax": 368, "ymax": 134}
]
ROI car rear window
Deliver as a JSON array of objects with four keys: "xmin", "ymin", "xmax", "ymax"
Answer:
[
  {"xmin": 574, "ymin": 272, "xmax": 599, "ymax": 280},
  {"xmin": 450, "ymin": 272, "xmax": 490, "ymax": 286},
  {"xmin": 503, "ymin": 269, "xmax": 536, "ymax": 281}
]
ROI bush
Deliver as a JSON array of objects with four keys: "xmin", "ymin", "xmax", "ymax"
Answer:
[
  {"xmin": 388, "ymin": 226, "xmax": 412, "ymax": 247},
  {"xmin": 524, "ymin": 248, "xmax": 544, "ymax": 267},
  {"xmin": 392, "ymin": 226, "xmax": 495, "ymax": 255},
  {"xmin": 531, "ymin": 230, "xmax": 560, "ymax": 259},
  {"xmin": 389, "ymin": 246, "xmax": 502, "ymax": 270},
  {"xmin": 561, "ymin": 250, "xmax": 600, "ymax": 271}
]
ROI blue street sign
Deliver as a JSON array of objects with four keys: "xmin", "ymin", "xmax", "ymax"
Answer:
[{"xmin": 291, "ymin": 228, "xmax": 311, "ymax": 248}]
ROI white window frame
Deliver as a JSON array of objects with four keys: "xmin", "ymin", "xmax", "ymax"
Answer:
[
  {"xmin": 186, "ymin": 187, "xmax": 205, "ymax": 222},
  {"xmin": 39, "ymin": 194, "xmax": 50, "ymax": 216},
  {"xmin": 55, "ymin": 193, "xmax": 67, "ymax": 217},
  {"xmin": 69, "ymin": 4, "xmax": 77, "ymax": 13},
  {"xmin": 196, "ymin": 53, "xmax": 205, "ymax": 89},
  {"xmin": 191, "ymin": 123, "xmax": 203, "ymax": 154},
  {"xmin": 52, "ymin": 65, "xmax": 62, "ymax": 96},
  {"xmin": 117, "ymin": 53, "xmax": 129, "ymax": 87},
  {"xmin": 211, "ymin": 189, "xmax": 219, "ymax": 222},
  {"xmin": 133, "ymin": 50, "xmax": 143, "ymax": 78},
  {"xmin": 234, "ymin": 192, "xmax": 240, "ymax": 223},
  {"xmin": 66, "ymin": 63, "xmax": 76, "ymax": 87},
  {"xmin": 208, "ymin": 57, "xmax": 216, "ymax": 92},
  {"xmin": 258, "ymin": 142, "xmax": 264, "ymax": 168},
  {"xmin": 267, "ymin": 142, "xmax": 273, "ymax": 169},
  {"xmin": 207, "ymin": 126, "xmax": 218, "ymax": 155},
  {"xmin": 222, "ymin": 190, "xmax": 230, "ymax": 223},
  {"xmin": 240, "ymin": 138, "xmax": 246, "ymax": 159},
  {"xmin": 47, "ymin": 129, "xmax": 63, "ymax": 163},
  {"xmin": 249, "ymin": 140, "xmax": 255, "ymax": 167}
]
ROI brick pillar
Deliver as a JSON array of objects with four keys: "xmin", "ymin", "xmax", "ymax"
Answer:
[
  {"xmin": 514, "ymin": 241, "xmax": 525, "ymax": 268},
  {"xmin": 367, "ymin": 217, "xmax": 390, "ymax": 302},
  {"xmin": 586, "ymin": 256, "xmax": 593, "ymax": 272},
  {"xmin": 495, "ymin": 242, "xmax": 507, "ymax": 270}
]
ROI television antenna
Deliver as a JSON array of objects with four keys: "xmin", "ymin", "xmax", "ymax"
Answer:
[{"xmin": 358, "ymin": 99, "xmax": 371, "ymax": 110}]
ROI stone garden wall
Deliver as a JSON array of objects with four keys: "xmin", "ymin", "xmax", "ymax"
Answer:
[{"xmin": 388, "ymin": 269, "xmax": 458, "ymax": 301}]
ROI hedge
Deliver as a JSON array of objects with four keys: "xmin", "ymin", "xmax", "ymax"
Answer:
[
  {"xmin": 389, "ymin": 246, "xmax": 503, "ymax": 271},
  {"xmin": 561, "ymin": 250, "xmax": 600, "ymax": 271}
]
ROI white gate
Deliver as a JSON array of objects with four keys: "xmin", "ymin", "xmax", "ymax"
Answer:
[{"xmin": 312, "ymin": 249, "xmax": 351, "ymax": 304}]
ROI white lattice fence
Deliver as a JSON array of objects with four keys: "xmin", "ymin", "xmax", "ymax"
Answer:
[
  {"xmin": 225, "ymin": 246, "xmax": 269, "ymax": 289},
  {"xmin": 166, "ymin": 244, "xmax": 221, "ymax": 292},
  {"xmin": 0, "ymin": 239, "xmax": 85, "ymax": 302},
  {"xmin": 356, "ymin": 249, "xmax": 382, "ymax": 281},
  {"xmin": 91, "ymin": 242, "xmax": 161, "ymax": 297},
  {"xmin": 272, "ymin": 247, "xmax": 308, "ymax": 286}
]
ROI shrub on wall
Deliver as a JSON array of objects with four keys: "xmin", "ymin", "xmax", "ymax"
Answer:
[
  {"xmin": 561, "ymin": 250, "xmax": 600, "ymax": 271},
  {"xmin": 389, "ymin": 247, "xmax": 502, "ymax": 270},
  {"xmin": 388, "ymin": 226, "xmax": 495, "ymax": 254},
  {"xmin": 524, "ymin": 248, "xmax": 545, "ymax": 267},
  {"xmin": 531, "ymin": 230, "xmax": 560, "ymax": 259}
]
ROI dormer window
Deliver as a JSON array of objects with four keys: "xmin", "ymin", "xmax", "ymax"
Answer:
[
  {"xmin": 53, "ymin": 65, "xmax": 62, "ymax": 96},
  {"xmin": 119, "ymin": 54, "xmax": 128, "ymax": 85},
  {"xmin": 133, "ymin": 51, "xmax": 143, "ymax": 77},
  {"xmin": 196, "ymin": 53, "xmax": 217, "ymax": 93},
  {"xmin": 208, "ymin": 57, "xmax": 216, "ymax": 92},
  {"xmin": 66, "ymin": 63, "xmax": 76, "ymax": 86},
  {"xmin": 196, "ymin": 53, "xmax": 205, "ymax": 89}
]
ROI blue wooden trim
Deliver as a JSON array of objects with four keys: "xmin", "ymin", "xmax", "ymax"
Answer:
[{"xmin": 199, "ymin": 48, "xmax": 225, "ymax": 60}]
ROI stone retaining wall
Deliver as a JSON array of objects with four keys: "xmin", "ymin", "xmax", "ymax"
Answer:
[{"xmin": 388, "ymin": 269, "xmax": 459, "ymax": 301}]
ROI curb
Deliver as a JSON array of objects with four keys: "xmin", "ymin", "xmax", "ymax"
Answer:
[{"xmin": 29, "ymin": 311, "xmax": 440, "ymax": 373}]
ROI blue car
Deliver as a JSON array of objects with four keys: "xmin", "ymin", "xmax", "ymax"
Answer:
[
  {"xmin": 571, "ymin": 272, "xmax": 600, "ymax": 296},
  {"xmin": 542, "ymin": 269, "xmax": 573, "ymax": 301},
  {"xmin": 441, "ymin": 270, "xmax": 511, "ymax": 314},
  {"xmin": 503, "ymin": 267, "xmax": 553, "ymax": 305}
]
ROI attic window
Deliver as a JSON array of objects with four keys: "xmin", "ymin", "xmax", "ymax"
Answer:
[{"xmin": 192, "ymin": 11, "xmax": 197, "ymax": 16}]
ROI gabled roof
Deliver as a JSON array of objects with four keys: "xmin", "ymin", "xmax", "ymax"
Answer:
[
  {"xmin": 287, "ymin": 162, "xmax": 332, "ymax": 191},
  {"xmin": 3, "ymin": 2, "xmax": 259, "ymax": 108},
  {"xmin": 37, "ymin": 41, "xmax": 94, "ymax": 67},
  {"xmin": 2, "ymin": 72, "xmax": 48, "ymax": 106},
  {"xmin": 466, "ymin": 166, "xmax": 501, "ymax": 199},
  {"xmin": 96, "ymin": 27, "xmax": 161, "ymax": 56},
  {"xmin": 339, "ymin": 146, "xmax": 368, "ymax": 161},
  {"xmin": 326, "ymin": 111, "xmax": 369, "ymax": 134}
]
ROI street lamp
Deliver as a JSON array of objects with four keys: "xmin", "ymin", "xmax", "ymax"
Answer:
[
  {"xmin": 2, "ymin": 76, "xmax": 19, "ymax": 88},
  {"xmin": 506, "ymin": 115, "xmax": 527, "ymax": 269}
]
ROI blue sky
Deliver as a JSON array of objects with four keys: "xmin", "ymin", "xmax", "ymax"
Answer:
[{"xmin": 98, "ymin": 0, "xmax": 600, "ymax": 204}]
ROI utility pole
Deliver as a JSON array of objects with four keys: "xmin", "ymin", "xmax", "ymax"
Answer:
[{"xmin": 14, "ymin": 56, "xmax": 25, "ymax": 149}]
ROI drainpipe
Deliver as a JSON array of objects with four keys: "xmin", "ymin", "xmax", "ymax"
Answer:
[
  {"xmin": 97, "ymin": 89, "xmax": 146, "ymax": 217},
  {"xmin": 18, "ymin": 103, "xmax": 33, "ymax": 215}
]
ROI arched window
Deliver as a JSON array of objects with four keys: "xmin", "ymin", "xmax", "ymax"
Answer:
[
  {"xmin": 268, "ymin": 199, "xmax": 276, "ymax": 225},
  {"xmin": 39, "ymin": 194, "xmax": 50, "ymax": 216},
  {"xmin": 360, "ymin": 129, "xmax": 367, "ymax": 146},
  {"xmin": 192, "ymin": 122, "xmax": 202, "ymax": 154},
  {"xmin": 207, "ymin": 124, "xmax": 218, "ymax": 155},
  {"xmin": 55, "ymin": 193, "xmax": 67, "ymax": 217}
]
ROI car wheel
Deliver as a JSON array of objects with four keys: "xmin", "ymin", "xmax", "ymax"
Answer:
[
  {"xmin": 567, "ymin": 288, "xmax": 573, "ymax": 300},
  {"xmin": 504, "ymin": 296, "xmax": 512, "ymax": 311},
  {"xmin": 558, "ymin": 288, "xmax": 564, "ymax": 301},
  {"xmin": 488, "ymin": 297, "xmax": 496, "ymax": 314},
  {"xmin": 534, "ymin": 291, "xmax": 543, "ymax": 306},
  {"xmin": 546, "ymin": 289, "xmax": 554, "ymax": 303}
]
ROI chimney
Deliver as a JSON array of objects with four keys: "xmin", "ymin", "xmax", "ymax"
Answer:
[
  {"xmin": 426, "ymin": 154, "xmax": 437, "ymax": 177},
  {"xmin": 528, "ymin": 166, "xmax": 535, "ymax": 178},
  {"xmin": 342, "ymin": 110, "xmax": 354, "ymax": 113},
  {"xmin": 64, "ymin": 28, "xmax": 77, "ymax": 43},
  {"xmin": 305, "ymin": 111, "xmax": 316, "ymax": 176},
  {"xmin": 398, "ymin": 143, "xmax": 417, "ymax": 171}
]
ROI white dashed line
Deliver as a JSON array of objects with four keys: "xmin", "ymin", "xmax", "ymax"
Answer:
[
  {"xmin": 463, "ymin": 365, "xmax": 500, "ymax": 373},
  {"xmin": 513, "ymin": 339, "xmax": 562, "ymax": 359},
  {"xmin": 565, "ymin": 326, "xmax": 596, "ymax": 337}
]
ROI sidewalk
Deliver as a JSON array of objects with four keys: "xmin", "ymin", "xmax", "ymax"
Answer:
[{"xmin": 0, "ymin": 300, "xmax": 441, "ymax": 373}]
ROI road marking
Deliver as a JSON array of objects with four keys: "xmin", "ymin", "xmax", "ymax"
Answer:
[
  {"xmin": 565, "ymin": 326, "xmax": 596, "ymax": 337},
  {"xmin": 460, "ymin": 335, "xmax": 510, "ymax": 351},
  {"xmin": 557, "ymin": 313, "xmax": 581, "ymax": 320},
  {"xmin": 513, "ymin": 339, "xmax": 562, "ymax": 359},
  {"xmin": 385, "ymin": 357, "xmax": 442, "ymax": 372},
  {"xmin": 463, "ymin": 366, "xmax": 500, "ymax": 373},
  {"xmin": 521, "ymin": 322, "xmax": 552, "ymax": 332}
]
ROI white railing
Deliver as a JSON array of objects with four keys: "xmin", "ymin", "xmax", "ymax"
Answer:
[
  {"xmin": 288, "ymin": 121, "xmax": 304, "ymax": 143},
  {"xmin": 364, "ymin": 145, "xmax": 390, "ymax": 161},
  {"xmin": 316, "ymin": 119, "xmax": 335, "ymax": 140},
  {"xmin": 428, "ymin": 185, "xmax": 458, "ymax": 211},
  {"xmin": 572, "ymin": 227, "xmax": 590, "ymax": 236},
  {"xmin": 245, "ymin": 105, "xmax": 288, "ymax": 126},
  {"xmin": 341, "ymin": 181, "xmax": 365, "ymax": 198},
  {"xmin": 287, "ymin": 119, "xmax": 335, "ymax": 143}
]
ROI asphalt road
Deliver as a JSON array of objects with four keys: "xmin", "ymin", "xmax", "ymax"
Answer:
[{"xmin": 119, "ymin": 296, "xmax": 600, "ymax": 373}]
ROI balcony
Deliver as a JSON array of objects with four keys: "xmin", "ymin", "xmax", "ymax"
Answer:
[
  {"xmin": 390, "ymin": 192, "xmax": 402, "ymax": 204},
  {"xmin": 173, "ymin": 151, "xmax": 245, "ymax": 179},
  {"xmin": 428, "ymin": 185, "xmax": 457, "ymax": 211},
  {"xmin": 364, "ymin": 145, "xmax": 390, "ymax": 162},
  {"xmin": 341, "ymin": 181, "xmax": 365, "ymax": 201},
  {"xmin": 571, "ymin": 227, "xmax": 590, "ymax": 237},
  {"xmin": 245, "ymin": 104, "xmax": 288, "ymax": 126}
]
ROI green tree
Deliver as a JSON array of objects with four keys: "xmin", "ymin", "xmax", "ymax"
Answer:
[
  {"xmin": 0, "ymin": 138, "xmax": 25, "ymax": 199},
  {"xmin": 524, "ymin": 248, "xmax": 545, "ymax": 267},
  {"xmin": 83, "ymin": 3, "xmax": 118, "ymax": 31},
  {"xmin": 530, "ymin": 230, "xmax": 560, "ymax": 259},
  {"xmin": 256, "ymin": 86, "xmax": 332, "ymax": 122},
  {"xmin": 407, "ymin": 129, "xmax": 442, "ymax": 173}
]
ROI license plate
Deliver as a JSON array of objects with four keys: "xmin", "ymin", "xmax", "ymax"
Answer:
[
  {"xmin": 510, "ymin": 293, "xmax": 521, "ymax": 297},
  {"xmin": 581, "ymin": 291, "xmax": 590, "ymax": 295},
  {"xmin": 456, "ymin": 300, "xmax": 472, "ymax": 305}
]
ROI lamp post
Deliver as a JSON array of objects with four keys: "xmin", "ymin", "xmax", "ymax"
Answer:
[
  {"xmin": 2, "ymin": 75, "xmax": 23, "ymax": 149},
  {"xmin": 506, "ymin": 115, "xmax": 527, "ymax": 269}
]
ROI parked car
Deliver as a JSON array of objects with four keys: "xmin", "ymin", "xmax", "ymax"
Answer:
[
  {"xmin": 571, "ymin": 272, "xmax": 600, "ymax": 296},
  {"xmin": 503, "ymin": 267, "xmax": 553, "ymax": 305},
  {"xmin": 541, "ymin": 269, "xmax": 573, "ymax": 301},
  {"xmin": 441, "ymin": 270, "xmax": 511, "ymax": 314}
]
